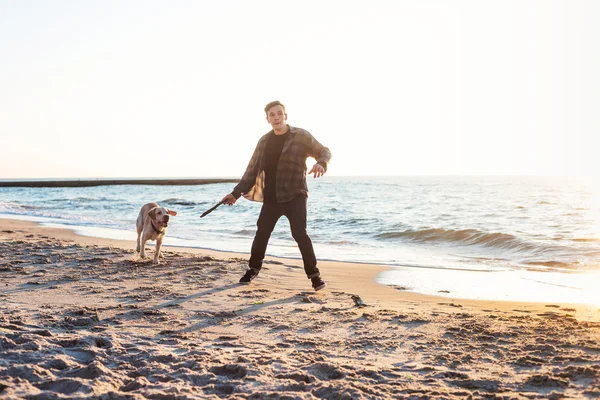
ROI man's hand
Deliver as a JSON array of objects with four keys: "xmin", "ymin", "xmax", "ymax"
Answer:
[
  {"xmin": 308, "ymin": 163, "xmax": 325, "ymax": 178},
  {"xmin": 222, "ymin": 193, "xmax": 237, "ymax": 205}
]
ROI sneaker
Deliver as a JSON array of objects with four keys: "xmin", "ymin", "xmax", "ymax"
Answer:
[
  {"xmin": 239, "ymin": 269, "xmax": 259, "ymax": 284},
  {"xmin": 311, "ymin": 277, "xmax": 326, "ymax": 291}
]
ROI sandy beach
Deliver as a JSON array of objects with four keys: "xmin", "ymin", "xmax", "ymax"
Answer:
[{"xmin": 1, "ymin": 218, "xmax": 599, "ymax": 399}]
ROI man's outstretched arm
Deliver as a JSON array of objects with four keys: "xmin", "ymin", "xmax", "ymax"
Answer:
[
  {"xmin": 307, "ymin": 134, "xmax": 331, "ymax": 178},
  {"xmin": 222, "ymin": 141, "xmax": 262, "ymax": 204}
]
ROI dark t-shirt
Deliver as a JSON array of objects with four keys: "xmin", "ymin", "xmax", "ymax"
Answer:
[{"xmin": 263, "ymin": 129, "xmax": 289, "ymax": 203}]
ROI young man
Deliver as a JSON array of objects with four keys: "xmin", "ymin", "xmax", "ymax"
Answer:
[{"xmin": 221, "ymin": 101, "xmax": 331, "ymax": 291}]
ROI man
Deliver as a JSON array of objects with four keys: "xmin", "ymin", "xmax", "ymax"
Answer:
[{"xmin": 221, "ymin": 100, "xmax": 331, "ymax": 291}]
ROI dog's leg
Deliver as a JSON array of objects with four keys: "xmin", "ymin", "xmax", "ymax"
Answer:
[
  {"xmin": 140, "ymin": 240, "xmax": 148, "ymax": 258},
  {"xmin": 136, "ymin": 212, "xmax": 144, "ymax": 253},
  {"xmin": 136, "ymin": 231, "xmax": 142, "ymax": 253},
  {"xmin": 140, "ymin": 232, "xmax": 148, "ymax": 259},
  {"xmin": 154, "ymin": 238, "xmax": 163, "ymax": 264}
]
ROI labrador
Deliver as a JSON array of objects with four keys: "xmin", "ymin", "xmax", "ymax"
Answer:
[{"xmin": 136, "ymin": 202, "xmax": 177, "ymax": 264}]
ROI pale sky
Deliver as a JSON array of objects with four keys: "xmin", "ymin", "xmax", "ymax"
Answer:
[{"xmin": 1, "ymin": 0, "xmax": 598, "ymax": 179}]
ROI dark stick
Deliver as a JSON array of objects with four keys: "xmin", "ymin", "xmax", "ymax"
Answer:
[{"xmin": 200, "ymin": 201, "xmax": 224, "ymax": 218}]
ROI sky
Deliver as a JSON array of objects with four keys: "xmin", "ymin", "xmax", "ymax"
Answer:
[{"xmin": 0, "ymin": 0, "xmax": 598, "ymax": 179}]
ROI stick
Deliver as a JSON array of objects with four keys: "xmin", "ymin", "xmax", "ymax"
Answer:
[{"xmin": 200, "ymin": 201, "xmax": 224, "ymax": 218}]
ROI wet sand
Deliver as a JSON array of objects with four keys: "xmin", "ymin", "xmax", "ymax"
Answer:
[{"xmin": 1, "ymin": 218, "xmax": 599, "ymax": 399}]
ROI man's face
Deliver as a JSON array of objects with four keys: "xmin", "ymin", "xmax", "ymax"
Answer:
[{"xmin": 266, "ymin": 105, "xmax": 287, "ymax": 130}]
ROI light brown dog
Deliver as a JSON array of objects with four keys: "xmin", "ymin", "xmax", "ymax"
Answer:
[{"xmin": 136, "ymin": 202, "xmax": 177, "ymax": 264}]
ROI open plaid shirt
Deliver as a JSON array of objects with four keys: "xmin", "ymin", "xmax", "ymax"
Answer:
[{"xmin": 231, "ymin": 126, "xmax": 332, "ymax": 203}]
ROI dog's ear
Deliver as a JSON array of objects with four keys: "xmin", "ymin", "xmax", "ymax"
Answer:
[
  {"xmin": 167, "ymin": 209, "xmax": 177, "ymax": 216},
  {"xmin": 148, "ymin": 207, "xmax": 158, "ymax": 220}
]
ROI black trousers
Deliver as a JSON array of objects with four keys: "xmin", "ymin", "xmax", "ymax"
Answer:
[{"xmin": 248, "ymin": 195, "xmax": 320, "ymax": 279}]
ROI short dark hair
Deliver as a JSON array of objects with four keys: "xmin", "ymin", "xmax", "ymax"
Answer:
[{"xmin": 264, "ymin": 100, "xmax": 286, "ymax": 115}]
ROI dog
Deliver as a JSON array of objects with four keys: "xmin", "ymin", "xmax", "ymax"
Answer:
[{"xmin": 136, "ymin": 202, "xmax": 177, "ymax": 264}]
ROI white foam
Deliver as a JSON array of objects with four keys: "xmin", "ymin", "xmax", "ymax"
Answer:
[{"xmin": 378, "ymin": 267, "xmax": 600, "ymax": 305}]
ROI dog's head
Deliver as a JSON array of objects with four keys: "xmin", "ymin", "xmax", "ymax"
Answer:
[{"xmin": 148, "ymin": 207, "xmax": 177, "ymax": 228}]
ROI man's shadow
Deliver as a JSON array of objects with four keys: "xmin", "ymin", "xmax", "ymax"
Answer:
[
  {"xmin": 152, "ymin": 283, "xmax": 240, "ymax": 310},
  {"xmin": 181, "ymin": 295, "xmax": 301, "ymax": 332},
  {"xmin": 152, "ymin": 283, "xmax": 304, "ymax": 332}
]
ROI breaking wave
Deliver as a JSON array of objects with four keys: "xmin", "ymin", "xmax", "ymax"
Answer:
[
  {"xmin": 0, "ymin": 202, "xmax": 37, "ymax": 214},
  {"xmin": 375, "ymin": 228, "xmax": 540, "ymax": 252}
]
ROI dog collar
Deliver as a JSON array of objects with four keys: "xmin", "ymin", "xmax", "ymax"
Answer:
[{"xmin": 150, "ymin": 221, "xmax": 165, "ymax": 235}]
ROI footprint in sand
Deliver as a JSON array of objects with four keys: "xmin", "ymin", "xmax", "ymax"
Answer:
[
  {"xmin": 209, "ymin": 364, "xmax": 248, "ymax": 379},
  {"xmin": 44, "ymin": 356, "xmax": 75, "ymax": 371},
  {"xmin": 63, "ymin": 348, "xmax": 96, "ymax": 364},
  {"xmin": 275, "ymin": 372, "xmax": 315, "ymax": 383},
  {"xmin": 36, "ymin": 379, "xmax": 86, "ymax": 395},
  {"xmin": 307, "ymin": 363, "xmax": 345, "ymax": 380},
  {"xmin": 66, "ymin": 361, "xmax": 115, "ymax": 379}
]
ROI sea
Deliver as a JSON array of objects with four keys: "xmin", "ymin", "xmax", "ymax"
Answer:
[{"xmin": 2, "ymin": 176, "xmax": 600, "ymax": 304}]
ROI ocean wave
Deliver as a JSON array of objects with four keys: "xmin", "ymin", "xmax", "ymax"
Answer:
[
  {"xmin": 375, "ymin": 228, "xmax": 539, "ymax": 251},
  {"xmin": 161, "ymin": 198, "xmax": 205, "ymax": 206},
  {"xmin": 234, "ymin": 229, "xmax": 255, "ymax": 236},
  {"xmin": 0, "ymin": 202, "xmax": 36, "ymax": 214},
  {"xmin": 313, "ymin": 217, "xmax": 377, "ymax": 227},
  {"xmin": 327, "ymin": 240, "xmax": 359, "ymax": 246},
  {"xmin": 49, "ymin": 197, "xmax": 114, "ymax": 203}
]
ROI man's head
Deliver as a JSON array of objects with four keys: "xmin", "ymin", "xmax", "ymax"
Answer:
[
  {"xmin": 264, "ymin": 100, "xmax": 286, "ymax": 116},
  {"xmin": 264, "ymin": 100, "xmax": 288, "ymax": 132},
  {"xmin": 265, "ymin": 100, "xmax": 287, "ymax": 134}
]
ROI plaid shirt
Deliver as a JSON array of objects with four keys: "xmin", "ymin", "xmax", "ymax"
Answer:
[{"xmin": 231, "ymin": 126, "xmax": 332, "ymax": 203}]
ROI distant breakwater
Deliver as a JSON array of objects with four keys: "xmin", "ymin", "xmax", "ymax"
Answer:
[{"xmin": 0, "ymin": 178, "xmax": 239, "ymax": 188}]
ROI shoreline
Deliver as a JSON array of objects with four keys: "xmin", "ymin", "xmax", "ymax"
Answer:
[
  {"xmin": 2, "ymin": 214, "xmax": 599, "ymax": 306},
  {"xmin": 1, "ymin": 217, "xmax": 599, "ymax": 319},
  {"xmin": 2, "ymin": 217, "xmax": 600, "ymax": 398}
]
